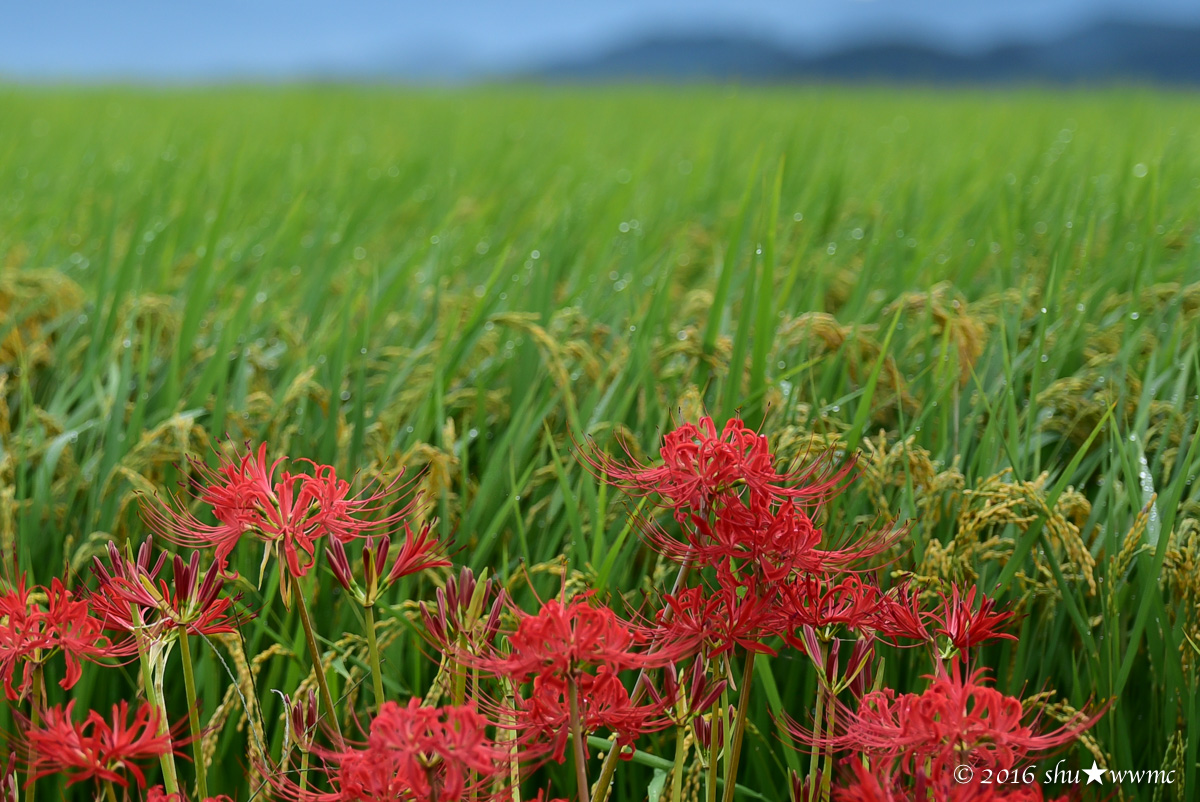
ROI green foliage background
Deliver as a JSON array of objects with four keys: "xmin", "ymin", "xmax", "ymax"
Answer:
[{"xmin": 1, "ymin": 87, "xmax": 1199, "ymax": 800}]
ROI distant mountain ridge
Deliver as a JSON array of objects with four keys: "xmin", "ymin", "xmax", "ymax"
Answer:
[{"xmin": 528, "ymin": 20, "xmax": 1200, "ymax": 85}]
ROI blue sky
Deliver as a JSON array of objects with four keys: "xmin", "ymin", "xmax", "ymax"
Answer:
[{"xmin": 4, "ymin": 0, "xmax": 1200, "ymax": 81}]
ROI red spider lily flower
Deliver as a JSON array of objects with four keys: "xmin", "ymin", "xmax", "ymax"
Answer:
[
  {"xmin": 142, "ymin": 443, "xmax": 417, "ymax": 591},
  {"xmin": 22, "ymin": 700, "xmax": 186, "ymax": 789},
  {"xmin": 865, "ymin": 584, "xmax": 933, "ymax": 643},
  {"xmin": 789, "ymin": 658, "xmax": 1103, "ymax": 778},
  {"xmin": 513, "ymin": 668, "xmax": 670, "ymax": 763},
  {"xmin": 327, "ymin": 521, "xmax": 450, "ymax": 607},
  {"xmin": 92, "ymin": 548, "xmax": 249, "ymax": 639},
  {"xmin": 642, "ymin": 502, "xmax": 904, "ymax": 592},
  {"xmin": 0, "ymin": 576, "xmax": 132, "ymax": 702},
  {"xmin": 476, "ymin": 592, "xmax": 657, "ymax": 682},
  {"xmin": 643, "ymin": 501, "xmax": 825, "ymax": 584},
  {"xmin": 773, "ymin": 574, "xmax": 884, "ymax": 644},
  {"xmin": 932, "ymin": 585, "xmax": 1017, "ymax": 654},
  {"xmin": 643, "ymin": 584, "xmax": 779, "ymax": 660},
  {"xmin": 299, "ymin": 463, "xmax": 417, "ymax": 545},
  {"xmin": 264, "ymin": 699, "xmax": 508, "ymax": 802},
  {"xmin": 582, "ymin": 416, "xmax": 852, "ymax": 520}
]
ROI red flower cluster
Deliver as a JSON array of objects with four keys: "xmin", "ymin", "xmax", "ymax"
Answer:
[
  {"xmin": 0, "ymin": 576, "xmax": 130, "ymax": 702},
  {"xmin": 22, "ymin": 700, "xmax": 183, "ymax": 789},
  {"xmin": 270, "ymin": 699, "xmax": 508, "ymax": 802},
  {"xmin": 470, "ymin": 592, "xmax": 671, "ymax": 764},
  {"xmin": 144, "ymin": 443, "xmax": 417, "ymax": 587},
  {"xmin": 91, "ymin": 541, "xmax": 246, "ymax": 640},
  {"xmin": 790, "ymin": 658, "xmax": 1101, "ymax": 799},
  {"xmin": 584, "ymin": 416, "xmax": 851, "ymax": 519},
  {"xmin": 0, "ymin": 430, "xmax": 1100, "ymax": 802}
]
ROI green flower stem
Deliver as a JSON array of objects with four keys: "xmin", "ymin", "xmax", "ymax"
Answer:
[
  {"xmin": 706, "ymin": 698, "xmax": 721, "ymax": 802},
  {"xmin": 568, "ymin": 676, "xmax": 591, "ymax": 802},
  {"xmin": 294, "ymin": 585, "xmax": 344, "ymax": 745},
  {"xmin": 105, "ymin": 780, "xmax": 120, "ymax": 802},
  {"xmin": 178, "ymin": 628, "xmax": 208, "ymax": 800},
  {"xmin": 670, "ymin": 723, "xmax": 689, "ymax": 802},
  {"xmin": 298, "ymin": 748, "xmax": 310, "ymax": 798},
  {"xmin": 820, "ymin": 687, "xmax": 836, "ymax": 802},
  {"xmin": 136, "ymin": 634, "xmax": 179, "ymax": 794},
  {"xmin": 807, "ymin": 682, "xmax": 826, "ymax": 802},
  {"xmin": 26, "ymin": 660, "xmax": 43, "ymax": 802},
  {"xmin": 364, "ymin": 604, "xmax": 385, "ymax": 712},
  {"xmin": 720, "ymin": 651, "xmax": 757, "ymax": 802}
]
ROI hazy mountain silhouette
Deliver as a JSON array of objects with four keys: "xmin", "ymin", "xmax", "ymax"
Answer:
[{"xmin": 529, "ymin": 20, "xmax": 1200, "ymax": 84}]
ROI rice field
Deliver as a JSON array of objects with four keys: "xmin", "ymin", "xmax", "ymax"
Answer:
[{"xmin": 1, "ymin": 85, "xmax": 1199, "ymax": 801}]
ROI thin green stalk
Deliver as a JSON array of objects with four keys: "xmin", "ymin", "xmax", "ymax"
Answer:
[
  {"xmin": 26, "ymin": 660, "xmax": 43, "ymax": 802},
  {"xmin": 670, "ymin": 724, "xmax": 689, "ymax": 802},
  {"xmin": 568, "ymin": 676, "xmax": 591, "ymax": 802},
  {"xmin": 294, "ymin": 586, "xmax": 344, "ymax": 745},
  {"xmin": 298, "ymin": 749, "xmax": 310, "ymax": 799},
  {"xmin": 820, "ymin": 686, "xmax": 836, "ymax": 802},
  {"xmin": 721, "ymin": 652, "xmax": 757, "ymax": 802},
  {"xmin": 105, "ymin": 780, "xmax": 120, "ymax": 802},
  {"xmin": 364, "ymin": 604, "xmax": 385, "ymax": 712},
  {"xmin": 706, "ymin": 698, "xmax": 721, "ymax": 802},
  {"xmin": 178, "ymin": 628, "xmax": 208, "ymax": 800},
  {"xmin": 807, "ymin": 682, "xmax": 826, "ymax": 802},
  {"xmin": 137, "ymin": 638, "xmax": 179, "ymax": 794}
]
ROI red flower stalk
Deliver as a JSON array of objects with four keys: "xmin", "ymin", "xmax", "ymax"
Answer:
[
  {"xmin": 476, "ymin": 592, "xmax": 658, "ymax": 682},
  {"xmin": 932, "ymin": 585, "xmax": 1017, "ymax": 655},
  {"xmin": 513, "ymin": 668, "xmax": 671, "ymax": 763},
  {"xmin": 142, "ymin": 443, "xmax": 416, "ymax": 586},
  {"xmin": 327, "ymin": 521, "xmax": 450, "ymax": 607},
  {"xmin": 92, "ymin": 547, "xmax": 248, "ymax": 639},
  {"xmin": 265, "ymin": 699, "xmax": 508, "ymax": 802},
  {"xmin": 22, "ymin": 700, "xmax": 185, "ymax": 789},
  {"xmin": 0, "ymin": 575, "xmax": 132, "ymax": 702},
  {"xmin": 790, "ymin": 658, "xmax": 1102, "ymax": 778},
  {"xmin": 582, "ymin": 416, "xmax": 852, "ymax": 520}
]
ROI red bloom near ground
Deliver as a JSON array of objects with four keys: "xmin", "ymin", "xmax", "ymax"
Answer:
[
  {"xmin": 268, "ymin": 699, "xmax": 508, "ymax": 802},
  {"xmin": 23, "ymin": 700, "xmax": 181, "ymax": 789},
  {"xmin": 795, "ymin": 658, "xmax": 1100, "ymax": 778}
]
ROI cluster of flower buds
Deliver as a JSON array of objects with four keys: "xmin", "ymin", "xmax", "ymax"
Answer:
[
  {"xmin": 418, "ymin": 567, "xmax": 506, "ymax": 653},
  {"xmin": 91, "ymin": 540, "xmax": 245, "ymax": 640},
  {"xmin": 646, "ymin": 657, "xmax": 727, "ymax": 728},
  {"xmin": 327, "ymin": 521, "xmax": 449, "ymax": 608},
  {"xmin": 692, "ymin": 703, "xmax": 735, "ymax": 753},
  {"xmin": 285, "ymin": 689, "xmax": 320, "ymax": 753}
]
